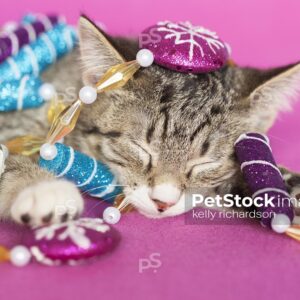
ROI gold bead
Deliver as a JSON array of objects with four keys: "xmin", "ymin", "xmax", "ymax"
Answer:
[
  {"xmin": 0, "ymin": 246, "xmax": 10, "ymax": 263},
  {"xmin": 47, "ymin": 96, "xmax": 67, "ymax": 125},
  {"xmin": 285, "ymin": 225, "xmax": 300, "ymax": 242},
  {"xmin": 96, "ymin": 61, "xmax": 140, "ymax": 93},
  {"xmin": 5, "ymin": 135, "xmax": 45, "ymax": 156},
  {"xmin": 46, "ymin": 99, "xmax": 82, "ymax": 144}
]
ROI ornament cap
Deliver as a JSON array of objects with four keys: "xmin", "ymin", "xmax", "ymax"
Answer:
[{"xmin": 140, "ymin": 21, "xmax": 229, "ymax": 73}]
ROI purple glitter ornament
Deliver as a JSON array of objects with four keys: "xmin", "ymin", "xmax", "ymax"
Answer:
[
  {"xmin": 25, "ymin": 218, "xmax": 121, "ymax": 266},
  {"xmin": 140, "ymin": 21, "xmax": 230, "ymax": 73},
  {"xmin": 0, "ymin": 15, "xmax": 62, "ymax": 63},
  {"xmin": 234, "ymin": 133, "xmax": 294, "ymax": 228}
]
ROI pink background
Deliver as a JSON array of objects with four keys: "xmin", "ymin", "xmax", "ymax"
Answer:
[{"xmin": 1, "ymin": 1, "xmax": 300, "ymax": 300}]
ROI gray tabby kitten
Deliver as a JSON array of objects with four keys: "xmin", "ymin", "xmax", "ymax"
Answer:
[{"xmin": 0, "ymin": 16, "xmax": 300, "ymax": 226}]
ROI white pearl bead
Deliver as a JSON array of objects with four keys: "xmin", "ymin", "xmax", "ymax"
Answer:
[
  {"xmin": 0, "ymin": 144, "xmax": 9, "ymax": 159},
  {"xmin": 271, "ymin": 214, "xmax": 291, "ymax": 234},
  {"xmin": 39, "ymin": 83, "xmax": 56, "ymax": 101},
  {"xmin": 10, "ymin": 246, "xmax": 31, "ymax": 267},
  {"xmin": 136, "ymin": 49, "xmax": 154, "ymax": 67},
  {"xmin": 103, "ymin": 207, "xmax": 121, "ymax": 224},
  {"xmin": 40, "ymin": 143, "xmax": 57, "ymax": 160},
  {"xmin": 79, "ymin": 86, "xmax": 97, "ymax": 104}
]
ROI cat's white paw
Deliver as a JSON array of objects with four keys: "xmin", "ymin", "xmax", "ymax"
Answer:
[{"xmin": 11, "ymin": 180, "xmax": 84, "ymax": 226}]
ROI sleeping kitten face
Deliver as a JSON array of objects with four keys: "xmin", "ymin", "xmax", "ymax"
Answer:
[
  {"xmin": 82, "ymin": 66, "xmax": 246, "ymax": 218},
  {"xmin": 78, "ymin": 16, "xmax": 300, "ymax": 218}
]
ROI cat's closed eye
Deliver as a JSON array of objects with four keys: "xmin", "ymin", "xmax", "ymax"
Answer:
[
  {"xmin": 128, "ymin": 139, "xmax": 156, "ymax": 173},
  {"xmin": 186, "ymin": 159, "xmax": 222, "ymax": 179},
  {"xmin": 100, "ymin": 135, "xmax": 157, "ymax": 173}
]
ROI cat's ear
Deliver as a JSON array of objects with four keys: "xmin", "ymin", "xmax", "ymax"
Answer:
[
  {"xmin": 78, "ymin": 15, "xmax": 125, "ymax": 85},
  {"xmin": 243, "ymin": 62, "xmax": 300, "ymax": 131}
]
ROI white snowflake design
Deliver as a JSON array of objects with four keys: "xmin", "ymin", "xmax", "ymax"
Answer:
[
  {"xmin": 34, "ymin": 218, "xmax": 110, "ymax": 249},
  {"xmin": 156, "ymin": 21, "xmax": 225, "ymax": 61}
]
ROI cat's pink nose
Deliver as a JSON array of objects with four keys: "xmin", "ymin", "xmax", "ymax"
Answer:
[{"xmin": 153, "ymin": 199, "xmax": 174, "ymax": 212}]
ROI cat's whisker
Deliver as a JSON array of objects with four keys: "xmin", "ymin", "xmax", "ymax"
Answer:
[
  {"xmin": 117, "ymin": 196, "xmax": 129, "ymax": 208},
  {"xmin": 130, "ymin": 196, "xmax": 152, "ymax": 211},
  {"xmin": 81, "ymin": 184, "xmax": 128, "ymax": 196},
  {"xmin": 81, "ymin": 185, "xmax": 127, "ymax": 196},
  {"xmin": 117, "ymin": 197, "xmax": 131, "ymax": 212},
  {"xmin": 84, "ymin": 192, "xmax": 126, "ymax": 216},
  {"xmin": 85, "ymin": 200, "xmax": 106, "ymax": 217},
  {"xmin": 119, "ymin": 204, "xmax": 129, "ymax": 213},
  {"xmin": 266, "ymin": 133, "xmax": 289, "ymax": 144}
]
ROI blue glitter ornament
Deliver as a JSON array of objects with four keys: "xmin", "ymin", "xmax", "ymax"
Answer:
[
  {"xmin": 0, "ymin": 23, "xmax": 77, "ymax": 82},
  {"xmin": 39, "ymin": 143, "xmax": 122, "ymax": 202},
  {"xmin": 0, "ymin": 75, "xmax": 44, "ymax": 111}
]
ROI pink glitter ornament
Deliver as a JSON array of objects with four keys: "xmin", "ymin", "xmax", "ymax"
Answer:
[
  {"xmin": 140, "ymin": 21, "xmax": 230, "ymax": 73},
  {"xmin": 25, "ymin": 218, "xmax": 121, "ymax": 266}
]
